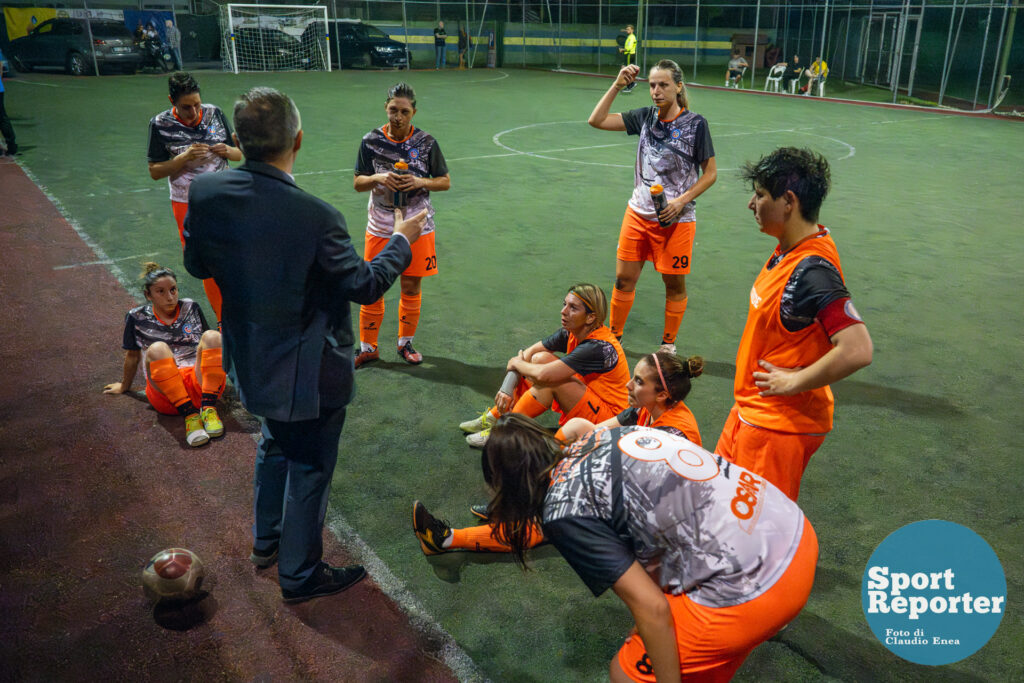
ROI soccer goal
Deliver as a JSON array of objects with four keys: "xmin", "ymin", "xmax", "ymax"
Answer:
[{"xmin": 220, "ymin": 4, "xmax": 330, "ymax": 73}]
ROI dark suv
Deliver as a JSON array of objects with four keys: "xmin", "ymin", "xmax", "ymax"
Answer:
[
  {"xmin": 8, "ymin": 18, "xmax": 142, "ymax": 75},
  {"xmin": 308, "ymin": 20, "xmax": 409, "ymax": 69}
]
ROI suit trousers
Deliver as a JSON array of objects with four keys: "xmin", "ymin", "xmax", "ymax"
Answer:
[{"xmin": 253, "ymin": 405, "xmax": 347, "ymax": 591}]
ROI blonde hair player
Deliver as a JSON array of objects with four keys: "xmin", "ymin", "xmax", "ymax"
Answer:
[
  {"xmin": 588, "ymin": 59, "xmax": 717, "ymax": 355},
  {"xmin": 458, "ymin": 283, "xmax": 629, "ymax": 449}
]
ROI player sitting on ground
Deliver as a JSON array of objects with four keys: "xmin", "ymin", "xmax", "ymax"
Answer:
[
  {"xmin": 459, "ymin": 283, "xmax": 629, "ymax": 449},
  {"xmin": 104, "ymin": 262, "xmax": 226, "ymax": 447},
  {"xmin": 414, "ymin": 349, "xmax": 703, "ymax": 555},
  {"xmin": 429, "ymin": 414, "xmax": 819, "ymax": 682}
]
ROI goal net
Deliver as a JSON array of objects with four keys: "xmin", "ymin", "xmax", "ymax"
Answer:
[{"xmin": 220, "ymin": 4, "xmax": 330, "ymax": 73}]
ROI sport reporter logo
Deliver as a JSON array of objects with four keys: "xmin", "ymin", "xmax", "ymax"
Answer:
[{"xmin": 861, "ymin": 520, "xmax": 1006, "ymax": 665}]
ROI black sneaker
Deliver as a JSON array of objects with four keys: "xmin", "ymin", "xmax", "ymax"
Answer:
[
  {"xmin": 281, "ymin": 562, "xmax": 366, "ymax": 604},
  {"xmin": 250, "ymin": 541, "xmax": 279, "ymax": 569},
  {"xmin": 469, "ymin": 503, "xmax": 490, "ymax": 521},
  {"xmin": 412, "ymin": 500, "xmax": 452, "ymax": 555}
]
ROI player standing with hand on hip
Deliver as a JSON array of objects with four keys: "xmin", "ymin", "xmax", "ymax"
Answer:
[
  {"xmin": 716, "ymin": 147, "xmax": 872, "ymax": 501},
  {"xmin": 589, "ymin": 59, "xmax": 717, "ymax": 355},
  {"xmin": 353, "ymin": 82, "xmax": 450, "ymax": 367}
]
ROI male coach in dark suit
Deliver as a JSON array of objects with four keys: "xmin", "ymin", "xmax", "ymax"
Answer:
[{"xmin": 184, "ymin": 87, "xmax": 426, "ymax": 603}]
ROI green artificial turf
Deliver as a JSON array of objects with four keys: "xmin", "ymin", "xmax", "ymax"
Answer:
[{"xmin": 7, "ymin": 66, "xmax": 1021, "ymax": 681}]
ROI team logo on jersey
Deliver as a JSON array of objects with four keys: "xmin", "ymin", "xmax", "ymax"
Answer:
[
  {"xmin": 749, "ymin": 285, "xmax": 762, "ymax": 308},
  {"xmin": 670, "ymin": 127, "xmax": 681, "ymax": 139},
  {"xmin": 183, "ymin": 324, "xmax": 194, "ymax": 335},
  {"xmin": 845, "ymin": 300, "xmax": 863, "ymax": 322},
  {"xmin": 409, "ymin": 148, "xmax": 419, "ymax": 160}
]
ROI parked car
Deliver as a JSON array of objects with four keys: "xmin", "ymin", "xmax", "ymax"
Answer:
[
  {"xmin": 8, "ymin": 18, "xmax": 143, "ymax": 75},
  {"xmin": 231, "ymin": 26, "xmax": 310, "ymax": 71},
  {"xmin": 310, "ymin": 20, "xmax": 409, "ymax": 69}
]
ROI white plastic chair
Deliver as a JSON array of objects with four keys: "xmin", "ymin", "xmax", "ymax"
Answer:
[{"xmin": 763, "ymin": 63, "xmax": 786, "ymax": 92}]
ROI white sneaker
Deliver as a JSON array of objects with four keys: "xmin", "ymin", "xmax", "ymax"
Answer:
[
  {"xmin": 466, "ymin": 429, "xmax": 490, "ymax": 449},
  {"xmin": 459, "ymin": 410, "xmax": 495, "ymax": 434},
  {"xmin": 658, "ymin": 343, "xmax": 677, "ymax": 356}
]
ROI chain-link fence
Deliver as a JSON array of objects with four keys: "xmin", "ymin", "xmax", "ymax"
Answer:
[{"xmin": 186, "ymin": 0, "xmax": 1019, "ymax": 110}]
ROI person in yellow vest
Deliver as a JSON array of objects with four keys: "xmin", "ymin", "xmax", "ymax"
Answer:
[
  {"xmin": 716, "ymin": 147, "xmax": 872, "ymax": 501},
  {"xmin": 802, "ymin": 56, "xmax": 829, "ymax": 95},
  {"xmin": 620, "ymin": 25, "xmax": 637, "ymax": 92}
]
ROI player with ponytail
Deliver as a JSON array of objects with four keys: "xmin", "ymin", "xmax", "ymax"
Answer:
[{"xmin": 104, "ymin": 262, "xmax": 226, "ymax": 447}]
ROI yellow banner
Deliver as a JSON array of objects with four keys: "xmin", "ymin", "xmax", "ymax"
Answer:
[{"xmin": 4, "ymin": 7, "xmax": 57, "ymax": 42}]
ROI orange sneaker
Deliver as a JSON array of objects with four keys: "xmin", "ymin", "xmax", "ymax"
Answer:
[
  {"xmin": 398, "ymin": 341, "xmax": 423, "ymax": 365},
  {"xmin": 354, "ymin": 346, "xmax": 379, "ymax": 369}
]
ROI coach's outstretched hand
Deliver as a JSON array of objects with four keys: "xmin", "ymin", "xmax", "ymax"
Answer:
[{"xmin": 394, "ymin": 207, "xmax": 427, "ymax": 244}]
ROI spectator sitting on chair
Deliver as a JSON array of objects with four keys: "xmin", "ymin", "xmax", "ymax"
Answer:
[
  {"xmin": 802, "ymin": 56, "xmax": 829, "ymax": 95},
  {"xmin": 783, "ymin": 55, "xmax": 803, "ymax": 93},
  {"xmin": 726, "ymin": 49, "xmax": 749, "ymax": 87}
]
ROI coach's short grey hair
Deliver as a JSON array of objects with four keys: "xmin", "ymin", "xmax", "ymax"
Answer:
[{"xmin": 233, "ymin": 87, "xmax": 302, "ymax": 161}]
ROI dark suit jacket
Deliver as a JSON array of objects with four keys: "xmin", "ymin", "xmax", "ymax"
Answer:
[{"xmin": 183, "ymin": 160, "xmax": 411, "ymax": 422}]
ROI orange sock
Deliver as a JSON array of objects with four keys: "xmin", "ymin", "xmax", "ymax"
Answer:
[
  {"xmin": 449, "ymin": 522, "xmax": 544, "ymax": 551},
  {"xmin": 199, "ymin": 348, "xmax": 226, "ymax": 406},
  {"xmin": 360, "ymin": 299, "xmax": 385, "ymax": 350},
  {"xmin": 513, "ymin": 390, "xmax": 548, "ymax": 418},
  {"xmin": 398, "ymin": 292, "xmax": 422, "ymax": 343},
  {"xmin": 149, "ymin": 357, "xmax": 194, "ymax": 414},
  {"xmin": 662, "ymin": 296, "xmax": 688, "ymax": 344},
  {"xmin": 610, "ymin": 287, "xmax": 636, "ymax": 338},
  {"xmin": 202, "ymin": 279, "xmax": 223, "ymax": 324}
]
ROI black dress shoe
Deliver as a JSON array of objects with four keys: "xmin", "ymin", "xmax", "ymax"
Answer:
[
  {"xmin": 281, "ymin": 562, "xmax": 366, "ymax": 604},
  {"xmin": 250, "ymin": 541, "xmax": 279, "ymax": 568}
]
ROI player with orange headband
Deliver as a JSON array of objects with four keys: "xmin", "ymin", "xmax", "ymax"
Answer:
[
  {"xmin": 588, "ymin": 58, "xmax": 717, "ymax": 354},
  {"xmin": 458, "ymin": 283, "xmax": 629, "ymax": 449}
]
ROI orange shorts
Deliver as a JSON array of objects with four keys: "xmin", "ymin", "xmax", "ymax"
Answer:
[
  {"xmin": 145, "ymin": 365, "xmax": 205, "ymax": 415},
  {"xmin": 617, "ymin": 520, "xmax": 818, "ymax": 682},
  {"xmin": 172, "ymin": 201, "xmax": 189, "ymax": 248},
  {"xmin": 616, "ymin": 206, "xmax": 694, "ymax": 275},
  {"xmin": 554, "ymin": 385, "xmax": 623, "ymax": 427},
  {"xmin": 714, "ymin": 405, "xmax": 826, "ymax": 502},
  {"xmin": 365, "ymin": 231, "xmax": 437, "ymax": 278}
]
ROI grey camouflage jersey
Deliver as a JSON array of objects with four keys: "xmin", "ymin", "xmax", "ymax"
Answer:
[
  {"xmin": 542, "ymin": 425, "xmax": 804, "ymax": 607},
  {"xmin": 622, "ymin": 106, "xmax": 714, "ymax": 224},
  {"xmin": 147, "ymin": 104, "xmax": 233, "ymax": 203},
  {"xmin": 354, "ymin": 126, "xmax": 448, "ymax": 238},
  {"xmin": 122, "ymin": 299, "xmax": 208, "ymax": 379}
]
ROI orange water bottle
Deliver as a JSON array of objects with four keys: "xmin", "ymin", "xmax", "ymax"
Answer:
[
  {"xmin": 393, "ymin": 160, "xmax": 410, "ymax": 208},
  {"xmin": 650, "ymin": 184, "xmax": 671, "ymax": 227}
]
